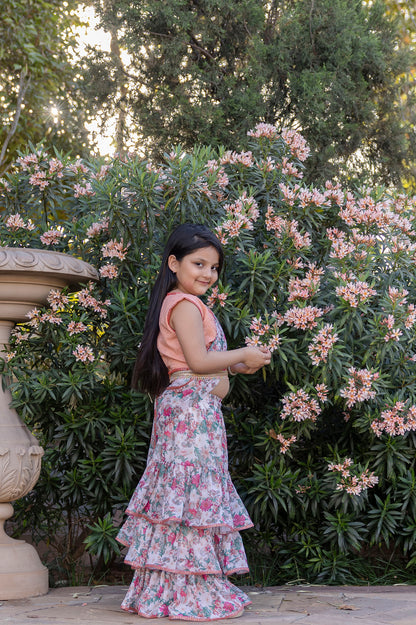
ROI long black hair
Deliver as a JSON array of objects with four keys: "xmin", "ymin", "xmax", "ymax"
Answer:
[{"xmin": 131, "ymin": 223, "xmax": 224, "ymax": 398}]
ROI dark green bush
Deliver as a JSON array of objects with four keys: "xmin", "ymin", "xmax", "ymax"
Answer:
[{"xmin": 1, "ymin": 125, "xmax": 416, "ymax": 584}]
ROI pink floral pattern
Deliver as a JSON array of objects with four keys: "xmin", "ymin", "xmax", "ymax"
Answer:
[{"xmin": 117, "ymin": 315, "xmax": 253, "ymax": 620}]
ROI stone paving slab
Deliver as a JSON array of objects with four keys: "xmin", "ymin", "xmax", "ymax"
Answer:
[{"xmin": 0, "ymin": 584, "xmax": 416, "ymax": 625}]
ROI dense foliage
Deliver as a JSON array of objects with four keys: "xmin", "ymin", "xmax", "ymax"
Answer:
[
  {"xmin": 83, "ymin": 0, "xmax": 416, "ymax": 187},
  {"xmin": 1, "ymin": 126, "xmax": 416, "ymax": 584},
  {"xmin": 0, "ymin": 0, "xmax": 90, "ymax": 173}
]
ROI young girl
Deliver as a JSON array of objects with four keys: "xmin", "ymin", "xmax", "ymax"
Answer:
[{"xmin": 117, "ymin": 223, "xmax": 271, "ymax": 621}]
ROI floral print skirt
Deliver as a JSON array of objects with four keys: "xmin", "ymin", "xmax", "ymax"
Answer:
[{"xmin": 116, "ymin": 376, "xmax": 253, "ymax": 620}]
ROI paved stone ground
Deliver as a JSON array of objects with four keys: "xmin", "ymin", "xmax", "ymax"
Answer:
[{"xmin": 1, "ymin": 584, "xmax": 416, "ymax": 625}]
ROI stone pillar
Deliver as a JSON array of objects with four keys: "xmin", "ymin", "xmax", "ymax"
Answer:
[
  {"xmin": 0, "ymin": 320, "xmax": 48, "ymax": 599},
  {"xmin": 0, "ymin": 247, "xmax": 98, "ymax": 599}
]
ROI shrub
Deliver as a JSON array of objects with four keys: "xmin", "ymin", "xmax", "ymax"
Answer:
[{"xmin": 1, "ymin": 127, "xmax": 416, "ymax": 584}]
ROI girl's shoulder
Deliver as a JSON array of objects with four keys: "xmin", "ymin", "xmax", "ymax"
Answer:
[{"xmin": 162, "ymin": 291, "xmax": 208, "ymax": 317}]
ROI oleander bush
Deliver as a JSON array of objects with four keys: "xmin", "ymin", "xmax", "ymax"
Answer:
[{"xmin": 1, "ymin": 125, "xmax": 416, "ymax": 585}]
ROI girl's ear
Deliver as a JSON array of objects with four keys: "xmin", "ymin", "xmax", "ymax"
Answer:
[{"xmin": 167, "ymin": 254, "xmax": 178, "ymax": 273}]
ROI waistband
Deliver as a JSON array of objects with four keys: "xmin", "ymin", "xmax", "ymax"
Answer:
[{"xmin": 169, "ymin": 370, "xmax": 228, "ymax": 381}]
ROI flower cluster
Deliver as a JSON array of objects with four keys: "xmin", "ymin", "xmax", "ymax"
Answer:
[
  {"xmin": 284, "ymin": 305, "xmax": 324, "ymax": 330},
  {"xmin": 281, "ymin": 128, "xmax": 310, "ymax": 161},
  {"xmin": 288, "ymin": 264, "xmax": 324, "ymax": 301},
  {"xmin": 335, "ymin": 279, "xmax": 377, "ymax": 308},
  {"xmin": 308, "ymin": 324, "xmax": 339, "ymax": 365},
  {"xmin": 73, "ymin": 345, "xmax": 95, "ymax": 363},
  {"xmin": 206, "ymin": 286, "xmax": 228, "ymax": 308},
  {"xmin": 47, "ymin": 289, "xmax": 69, "ymax": 311},
  {"xmin": 245, "ymin": 315, "xmax": 280, "ymax": 352},
  {"xmin": 281, "ymin": 388, "xmax": 321, "ymax": 422},
  {"xmin": 247, "ymin": 123, "xmax": 279, "ymax": 140},
  {"xmin": 339, "ymin": 367, "xmax": 379, "ymax": 407},
  {"xmin": 268, "ymin": 429, "xmax": 297, "ymax": 454},
  {"xmin": 265, "ymin": 206, "xmax": 311, "ymax": 249},
  {"xmin": 371, "ymin": 402, "xmax": 416, "ymax": 437},
  {"xmin": 101, "ymin": 238, "xmax": 130, "ymax": 261},
  {"xmin": 216, "ymin": 193, "xmax": 259, "ymax": 244},
  {"xmin": 328, "ymin": 458, "xmax": 379, "ymax": 495},
  {"xmin": 219, "ymin": 150, "xmax": 254, "ymax": 167},
  {"xmin": 40, "ymin": 228, "xmax": 64, "ymax": 245},
  {"xmin": 5, "ymin": 214, "xmax": 35, "ymax": 231},
  {"xmin": 86, "ymin": 219, "xmax": 109, "ymax": 238},
  {"xmin": 74, "ymin": 182, "xmax": 95, "ymax": 198},
  {"xmin": 77, "ymin": 283, "xmax": 110, "ymax": 318}
]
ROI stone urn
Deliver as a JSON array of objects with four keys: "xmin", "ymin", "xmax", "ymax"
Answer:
[{"xmin": 0, "ymin": 247, "xmax": 98, "ymax": 599}]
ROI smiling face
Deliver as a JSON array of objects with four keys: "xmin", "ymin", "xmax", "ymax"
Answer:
[{"xmin": 168, "ymin": 245, "xmax": 220, "ymax": 296}]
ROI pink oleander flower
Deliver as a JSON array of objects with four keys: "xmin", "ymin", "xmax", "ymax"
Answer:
[
  {"xmin": 288, "ymin": 264, "xmax": 323, "ymax": 302},
  {"xmin": 48, "ymin": 158, "xmax": 64, "ymax": 177},
  {"xmin": 219, "ymin": 150, "xmax": 254, "ymax": 167},
  {"xmin": 77, "ymin": 283, "xmax": 109, "ymax": 318},
  {"xmin": 245, "ymin": 315, "xmax": 280, "ymax": 352},
  {"xmin": 74, "ymin": 182, "xmax": 95, "ymax": 198},
  {"xmin": 324, "ymin": 180, "xmax": 345, "ymax": 206},
  {"xmin": 99, "ymin": 263, "xmax": 119, "ymax": 279},
  {"xmin": 384, "ymin": 328, "xmax": 403, "ymax": 342},
  {"xmin": 10, "ymin": 330, "xmax": 30, "ymax": 344},
  {"xmin": 328, "ymin": 457, "xmax": 353, "ymax": 477},
  {"xmin": 26, "ymin": 307, "xmax": 41, "ymax": 328},
  {"xmin": 5, "ymin": 213, "xmax": 35, "ymax": 231},
  {"xmin": 0, "ymin": 178, "xmax": 11, "ymax": 192},
  {"xmin": 67, "ymin": 160, "xmax": 89, "ymax": 174},
  {"xmin": 266, "ymin": 206, "xmax": 311, "ymax": 248},
  {"xmin": 67, "ymin": 321, "xmax": 87, "ymax": 336},
  {"xmin": 29, "ymin": 170, "xmax": 49, "ymax": 189},
  {"xmin": 91, "ymin": 165, "xmax": 111, "ymax": 180},
  {"xmin": 73, "ymin": 344, "xmax": 95, "ymax": 362},
  {"xmin": 258, "ymin": 157, "xmax": 275, "ymax": 172},
  {"xmin": 308, "ymin": 324, "xmax": 338, "ymax": 365},
  {"xmin": 40, "ymin": 312, "xmax": 63, "ymax": 325},
  {"xmin": 335, "ymin": 280, "xmax": 377, "ymax": 308},
  {"xmin": 281, "ymin": 157, "xmax": 303, "ymax": 179},
  {"xmin": 281, "ymin": 128, "xmax": 310, "ymax": 161},
  {"xmin": 247, "ymin": 123, "xmax": 279, "ymax": 139},
  {"xmin": 206, "ymin": 286, "xmax": 228, "ymax": 308},
  {"xmin": 405, "ymin": 305, "xmax": 416, "ymax": 329},
  {"xmin": 16, "ymin": 152, "xmax": 41, "ymax": 170},
  {"xmin": 326, "ymin": 227, "xmax": 356, "ymax": 259},
  {"xmin": 86, "ymin": 219, "xmax": 109, "ymax": 237},
  {"xmin": 47, "ymin": 289, "xmax": 69, "ymax": 311},
  {"xmin": 40, "ymin": 229, "xmax": 64, "ymax": 245},
  {"xmin": 388, "ymin": 286, "xmax": 408, "ymax": 305},
  {"xmin": 339, "ymin": 367, "xmax": 379, "ymax": 408},
  {"xmin": 284, "ymin": 305, "xmax": 324, "ymax": 330},
  {"xmin": 276, "ymin": 433, "xmax": 297, "ymax": 454},
  {"xmin": 316, "ymin": 383, "xmax": 329, "ymax": 402},
  {"xmin": 281, "ymin": 388, "xmax": 321, "ymax": 422},
  {"xmin": 328, "ymin": 458, "xmax": 378, "ymax": 495},
  {"xmin": 101, "ymin": 238, "xmax": 130, "ymax": 261},
  {"xmin": 371, "ymin": 402, "xmax": 416, "ymax": 437}
]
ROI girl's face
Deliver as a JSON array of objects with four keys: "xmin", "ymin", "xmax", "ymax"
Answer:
[{"xmin": 168, "ymin": 246, "xmax": 220, "ymax": 296}]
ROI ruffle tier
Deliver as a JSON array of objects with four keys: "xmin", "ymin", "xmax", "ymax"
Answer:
[
  {"xmin": 117, "ymin": 515, "xmax": 249, "ymax": 576},
  {"xmin": 120, "ymin": 568, "xmax": 251, "ymax": 621},
  {"xmin": 124, "ymin": 459, "xmax": 253, "ymax": 532}
]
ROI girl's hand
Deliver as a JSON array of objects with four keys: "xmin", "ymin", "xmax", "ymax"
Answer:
[{"xmin": 240, "ymin": 345, "xmax": 271, "ymax": 372}]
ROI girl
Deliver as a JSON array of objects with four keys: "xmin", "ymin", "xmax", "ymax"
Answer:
[{"xmin": 117, "ymin": 223, "xmax": 271, "ymax": 620}]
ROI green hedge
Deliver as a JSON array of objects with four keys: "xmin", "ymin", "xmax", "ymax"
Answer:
[{"xmin": 1, "ymin": 125, "xmax": 416, "ymax": 584}]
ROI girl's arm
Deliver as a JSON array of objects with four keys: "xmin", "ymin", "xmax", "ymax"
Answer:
[{"xmin": 170, "ymin": 299, "xmax": 271, "ymax": 374}]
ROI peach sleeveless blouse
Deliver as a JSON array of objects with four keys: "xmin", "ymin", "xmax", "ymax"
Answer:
[{"xmin": 157, "ymin": 292, "xmax": 217, "ymax": 375}]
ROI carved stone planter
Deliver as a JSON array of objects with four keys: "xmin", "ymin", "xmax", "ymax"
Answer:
[{"xmin": 0, "ymin": 248, "xmax": 98, "ymax": 599}]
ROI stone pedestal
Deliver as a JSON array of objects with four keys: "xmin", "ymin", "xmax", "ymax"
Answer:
[{"xmin": 0, "ymin": 248, "xmax": 98, "ymax": 599}]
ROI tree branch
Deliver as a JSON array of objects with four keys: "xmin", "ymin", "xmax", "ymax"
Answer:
[{"xmin": 0, "ymin": 67, "xmax": 31, "ymax": 169}]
